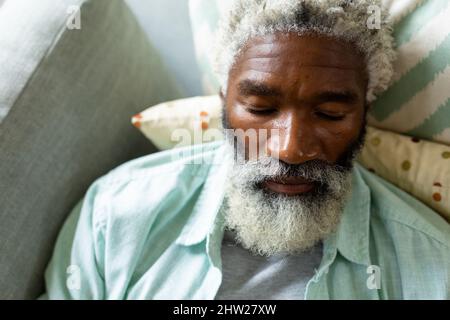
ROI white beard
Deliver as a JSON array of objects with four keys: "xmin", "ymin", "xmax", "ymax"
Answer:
[{"xmin": 222, "ymin": 143, "xmax": 353, "ymax": 257}]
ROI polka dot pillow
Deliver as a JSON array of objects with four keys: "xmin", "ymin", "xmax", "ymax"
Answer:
[
  {"xmin": 132, "ymin": 95, "xmax": 450, "ymax": 222},
  {"xmin": 359, "ymin": 127, "xmax": 450, "ymax": 221}
]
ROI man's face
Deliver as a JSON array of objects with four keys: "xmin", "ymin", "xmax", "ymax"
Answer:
[
  {"xmin": 221, "ymin": 33, "xmax": 368, "ymax": 256},
  {"xmin": 224, "ymin": 32, "xmax": 367, "ymax": 179}
]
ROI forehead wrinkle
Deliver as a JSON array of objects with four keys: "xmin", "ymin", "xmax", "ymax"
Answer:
[
  {"xmin": 240, "ymin": 60, "xmax": 362, "ymax": 76},
  {"xmin": 246, "ymin": 43, "xmax": 356, "ymax": 57},
  {"xmin": 239, "ymin": 52, "xmax": 363, "ymax": 73},
  {"xmin": 238, "ymin": 35, "xmax": 366, "ymax": 71}
]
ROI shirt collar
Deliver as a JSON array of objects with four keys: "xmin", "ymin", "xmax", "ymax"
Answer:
[
  {"xmin": 329, "ymin": 163, "xmax": 372, "ymax": 266},
  {"xmin": 176, "ymin": 142, "xmax": 230, "ymax": 246}
]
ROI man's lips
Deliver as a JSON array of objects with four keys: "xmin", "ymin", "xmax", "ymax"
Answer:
[{"xmin": 263, "ymin": 177, "xmax": 316, "ymax": 195}]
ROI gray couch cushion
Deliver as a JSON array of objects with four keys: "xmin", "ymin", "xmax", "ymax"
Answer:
[{"xmin": 0, "ymin": 0, "xmax": 181, "ymax": 299}]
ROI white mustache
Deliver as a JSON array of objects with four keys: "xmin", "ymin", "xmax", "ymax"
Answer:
[{"xmin": 231, "ymin": 153, "xmax": 349, "ymax": 195}]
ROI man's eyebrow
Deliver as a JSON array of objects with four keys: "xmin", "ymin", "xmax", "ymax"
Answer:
[
  {"xmin": 314, "ymin": 90, "xmax": 359, "ymax": 104},
  {"xmin": 237, "ymin": 80, "xmax": 282, "ymax": 97}
]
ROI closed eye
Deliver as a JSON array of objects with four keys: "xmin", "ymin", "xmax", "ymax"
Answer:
[
  {"xmin": 246, "ymin": 108, "xmax": 277, "ymax": 116},
  {"xmin": 316, "ymin": 112, "xmax": 346, "ymax": 121}
]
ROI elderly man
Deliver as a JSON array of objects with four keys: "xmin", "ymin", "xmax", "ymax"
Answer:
[{"xmin": 44, "ymin": 0, "xmax": 450, "ymax": 300}]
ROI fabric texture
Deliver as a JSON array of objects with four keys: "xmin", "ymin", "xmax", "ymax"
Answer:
[
  {"xmin": 0, "ymin": 0, "xmax": 181, "ymax": 299},
  {"xmin": 188, "ymin": 0, "xmax": 450, "ymax": 145},
  {"xmin": 133, "ymin": 95, "xmax": 450, "ymax": 221},
  {"xmin": 215, "ymin": 229, "xmax": 323, "ymax": 300},
  {"xmin": 0, "ymin": 0, "xmax": 83, "ymax": 122},
  {"xmin": 42, "ymin": 142, "xmax": 450, "ymax": 299}
]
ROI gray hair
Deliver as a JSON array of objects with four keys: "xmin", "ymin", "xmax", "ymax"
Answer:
[{"xmin": 214, "ymin": 0, "xmax": 396, "ymax": 103}]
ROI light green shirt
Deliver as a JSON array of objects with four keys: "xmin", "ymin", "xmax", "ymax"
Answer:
[{"xmin": 43, "ymin": 141, "xmax": 450, "ymax": 299}]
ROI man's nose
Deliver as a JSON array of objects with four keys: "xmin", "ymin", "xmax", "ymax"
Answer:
[{"xmin": 266, "ymin": 115, "xmax": 322, "ymax": 165}]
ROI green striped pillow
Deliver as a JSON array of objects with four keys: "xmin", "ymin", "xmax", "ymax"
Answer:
[
  {"xmin": 369, "ymin": 0, "xmax": 450, "ymax": 145},
  {"xmin": 189, "ymin": 0, "xmax": 450, "ymax": 145}
]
